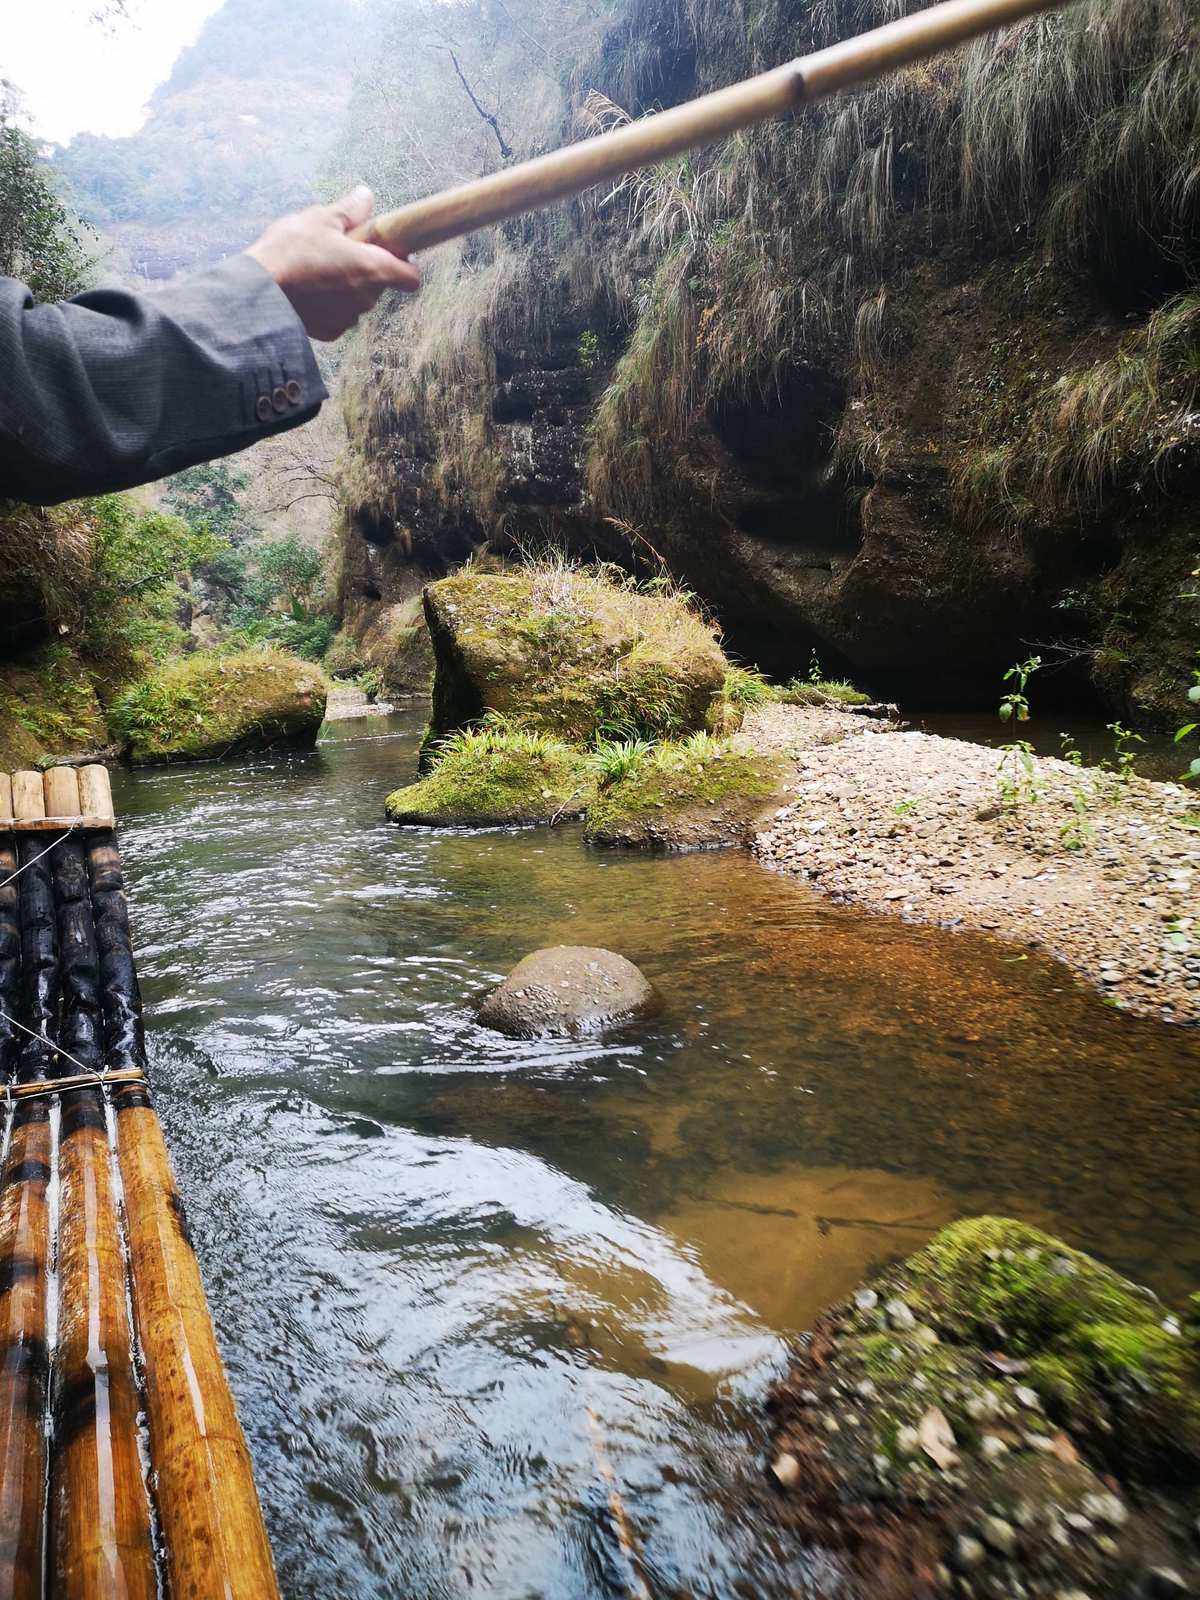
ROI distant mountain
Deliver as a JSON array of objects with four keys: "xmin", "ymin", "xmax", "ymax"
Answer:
[{"xmin": 54, "ymin": 0, "xmax": 363, "ymax": 278}]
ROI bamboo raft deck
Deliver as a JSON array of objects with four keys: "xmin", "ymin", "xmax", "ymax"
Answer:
[{"xmin": 0, "ymin": 767, "xmax": 279, "ymax": 1600}]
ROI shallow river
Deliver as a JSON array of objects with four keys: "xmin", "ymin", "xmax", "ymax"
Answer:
[{"xmin": 110, "ymin": 709, "xmax": 1200, "ymax": 1600}]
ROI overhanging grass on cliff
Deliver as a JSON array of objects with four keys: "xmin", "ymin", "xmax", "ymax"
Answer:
[{"xmin": 585, "ymin": 0, "xmax": 1199, "ymax": 524}]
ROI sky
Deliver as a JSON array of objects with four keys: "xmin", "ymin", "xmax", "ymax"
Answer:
[{"xmin": 4, "ymin": 0, "xmax": 226, "ymax": 145}]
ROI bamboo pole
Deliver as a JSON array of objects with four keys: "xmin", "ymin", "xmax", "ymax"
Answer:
[
  {"xmin": 48, "ymin": 769, "xmax": 157, "ymax": 1600},
  {"xmin": 0, "ymin": 775, "xmax": 56, "ymax": 1600},
  {"xmin": 89, "ymin": 832, "xmax": 281, "ymax": 1600},
  {"xmin": 353, "ymin": 0, "xmax": 1069, "ymax": 257}
]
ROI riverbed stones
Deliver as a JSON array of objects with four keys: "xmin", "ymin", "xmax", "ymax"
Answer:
[{"xmin": 476, "ymin": 946, "xmax": 661, "ymax": 1039}]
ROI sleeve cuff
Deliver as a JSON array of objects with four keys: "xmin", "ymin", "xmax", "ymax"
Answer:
[{"xmin": 223, "ymin": 253, "xmax": 329, "ymax": 429}]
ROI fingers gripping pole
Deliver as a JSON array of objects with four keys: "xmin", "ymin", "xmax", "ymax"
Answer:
[{"xmin": 354, "ymin": 0, "xmax": 1069, "ymax": 258}]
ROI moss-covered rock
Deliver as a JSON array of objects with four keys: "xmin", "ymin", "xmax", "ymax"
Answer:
[
  {"xmin": 110, "ymin": 648, "xmax": 327, "ymax": 764},
  {"xmin": 0, "ymin": 644, "xmax": 111, "ymax": 769},
  {"xmin": 424, "ymin": 566, "xmax": 728, "ymax": 745},
  {"xmin": 584, "ymin": 735, "xmax": 789, "ymax": 849},
  {"xmin": 765, "ymin": 1217, "xmax": 1200, "ymax": 1599},
  {"xmin": 385, "ymin": 725, "xmax": 595, "ymax": 826}
]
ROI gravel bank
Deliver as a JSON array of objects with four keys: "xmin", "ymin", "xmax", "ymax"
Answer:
[{"xmin": 745, "ymin": 704, "xmax": 1200, "ymax": 1025}]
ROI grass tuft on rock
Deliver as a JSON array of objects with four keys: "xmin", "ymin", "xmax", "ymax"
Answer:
[
  {"xmin": 386, "ymin": 722, "xmax": 596, "ymax": 827},
  {"xmin": 584, "ymin": 731, "xmax": 788, "ymax": 849},
  {"xmin": 109, "ymin": 647, "xmax": 328, "ymax": 765}
]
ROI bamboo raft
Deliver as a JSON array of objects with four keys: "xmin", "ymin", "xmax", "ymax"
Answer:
[{"xmin": 0, "ymin": 767, "xmax": 279, "ymax": 1600}]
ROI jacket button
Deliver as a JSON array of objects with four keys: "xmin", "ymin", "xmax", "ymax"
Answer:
[
  {"xmin": 285, "ymin": 379, "xmax": 302, "ymax": 405},
  {"xmin": 272, "ymin": 385, "xmax": 289, "ymax": 413},
  {"xmin": 255, "ymin": 394, "xmax": 274, "ymax": 423}
]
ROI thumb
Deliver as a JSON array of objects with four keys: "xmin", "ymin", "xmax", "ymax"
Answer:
[{"xmin": 325, "ymin": 184, "xmax": 374, "ymax": 233}]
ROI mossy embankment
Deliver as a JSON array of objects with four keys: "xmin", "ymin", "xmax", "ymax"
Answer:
[
  {"xmin": 110, "ymin": 648, "xmax": 328, "ymax": 765},
  {"xmin": 585, "ymin": 734, "xmax": 787, "ymax": 849},
  {"xmin": 387, "ymin": 565, "xmax": 798, "ymax": 839},
  {"xmin": 766, "ymin": 1216, "xmax": 1200, "ymax": 1598},
  {"xmin": 386, "ymin": 725, "xmax": 595, "ymax": 826},
  {"xmin": 339, "ymin": 0, "xmax": 1199, "ymax": 727}
]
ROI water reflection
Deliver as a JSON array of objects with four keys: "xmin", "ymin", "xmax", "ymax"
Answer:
[{"xmin": 110, "ymin": 713, "xmax": 1200, "ymax": 1599}]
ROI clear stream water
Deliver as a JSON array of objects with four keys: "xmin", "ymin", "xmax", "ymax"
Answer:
[{"xmin": 109, "ymin": 709, "xmax": 1200, "ymax": 1600}]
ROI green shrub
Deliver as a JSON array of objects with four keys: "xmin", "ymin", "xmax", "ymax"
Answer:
[{"xmin": 323, "ymin": 630, "xmax": 366, "ymax": 678}]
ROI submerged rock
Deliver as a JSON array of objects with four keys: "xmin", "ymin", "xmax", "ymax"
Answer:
[
  {"xmin": 110, "ymin": 648, "xmax": 327, "ymax": 765},
  {"xmin": 476, "ymin": 946, "xmax": 661, "ymax": 1038},
  {"xmin": 764, "ymin": 1216, "xmax": 1200, "ymax": 1599}
]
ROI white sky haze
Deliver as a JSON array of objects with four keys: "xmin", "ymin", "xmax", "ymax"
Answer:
[{"xmin": 4, "ymin": 0, "xmax": 226, "ymax": 144}]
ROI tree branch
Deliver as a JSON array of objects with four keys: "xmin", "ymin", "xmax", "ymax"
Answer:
[{"xmin": 446, "ymin": 50, "xmax": 513, "ymax": 161}]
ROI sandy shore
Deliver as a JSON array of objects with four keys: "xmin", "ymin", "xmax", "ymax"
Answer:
[{"xmin": 743, "ymin": 704, "xmax": 1200, "ymax": 1025}]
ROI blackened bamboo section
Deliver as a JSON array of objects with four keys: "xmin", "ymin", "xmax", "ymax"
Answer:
[
  {"xmin": 87, "ymin": 838, "xmax": 142, "ymax": 1076},
  {"xmin": 90, "ymin": 833, "xmax": 281, "ymax": 1600},
  {"xmin": 50, "ymin": 775, "xmax": 157, "ymax": 1600},
  {"xmin": 0, "ymin": 778, "xmax": 54, "ymax": 1600},
  {"xmin": 0, "ymin": 830, "xmax": 18, "ymax": 1082}
]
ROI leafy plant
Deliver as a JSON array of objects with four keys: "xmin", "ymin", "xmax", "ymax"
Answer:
[
  {"xmin": 1107, "ymin": 721, "xmax": 1145, "ymax": 785},
  {"xmin": 1177, "ymin": 662, "xmax": 1200, "ymax": 782},
  {"xmin": 589, "ymin": 736, "xmax": 654, "ymax": 787},
  {"xmin": 999, "ymin": 655, "xmax": 1041, "ymax": 723},
  {"xmin": 0, "ymin": 93, "xmax": 93, "ymax": 300}
]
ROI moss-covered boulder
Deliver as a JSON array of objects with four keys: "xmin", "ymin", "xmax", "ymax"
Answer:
[
  {"xmin": 584, "ymin": 736, "xmax": 789, "ymax": 850},
  {"xmin": 110, "ymin": 648, "xmax": 327, "ymax": 764},
  {"xmin": 766, "ymin": 1217, "xmax": 1200, "ymax": 1599},
  {"xmin": 385, "ymin": 725, "xmax": 595, "ymax": 827},
  {"xmin": 424, "ymin": 566, "xmax": 728, "ymax": 744}
]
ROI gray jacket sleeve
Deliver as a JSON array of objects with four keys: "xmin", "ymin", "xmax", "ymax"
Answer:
[{"xmin": 0, "ymin": 254, "xmax": 328, "ymax": 506}]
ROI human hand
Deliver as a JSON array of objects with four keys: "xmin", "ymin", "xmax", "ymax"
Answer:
[{"xmin": 247, "ymin": 185, "xmax": 420, "ymax": 342}]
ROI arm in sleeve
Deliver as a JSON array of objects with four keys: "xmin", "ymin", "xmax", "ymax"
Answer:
[{"xmin": 0, "ymin": 255, "xmax": 328, "ymax": 507}]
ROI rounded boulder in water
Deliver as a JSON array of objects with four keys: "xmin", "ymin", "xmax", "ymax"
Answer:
[{"xmin": 476, "ymin": 946, "xmax": 661, "ymax": 1039}]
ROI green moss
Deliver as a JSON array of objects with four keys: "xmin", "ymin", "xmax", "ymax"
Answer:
[
  {"xmin": 0, "ymin": 644, "xmax": 109, "ymax": 769},
  {"xmin": 425, "ymin": 565, "xmax": 728, "ymax": 745},
  {"xmin": 902, "ymin": 1216, "xmax": 1200, "ymax": 1468},
  {"xmin": 584, "ymin": 733, "xmax": 788, "ymax": 848},
  {"xmin": 385, "ymin": 724, "xmax": 596, "ymax": 827},
  {"xmin": 109, "ymin": 647, "xmax": 327, "ymax": 765}
]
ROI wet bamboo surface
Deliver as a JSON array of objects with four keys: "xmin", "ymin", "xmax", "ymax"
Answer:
[{"xmin": 0, "ymin": 767, "xmax": 280, "ymax": 1600}]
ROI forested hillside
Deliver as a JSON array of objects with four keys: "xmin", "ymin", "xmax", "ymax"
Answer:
[{"xmin": 54, "ymin": 0, "xmax": 361, "ymax": 277}]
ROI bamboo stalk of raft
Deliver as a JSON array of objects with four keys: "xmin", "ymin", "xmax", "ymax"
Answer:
[
  {"xmin": 352, "ymin": 0, "xmax": 1069, "ymax": 258},
  {"xmin": 0, "ymin": 770, "xmax": 59, "ymax": 1600},
  {"xmin": 86, "ymin": 777, "xmax": 281, "ymax": 1600},
  {"xmin": 45, "ymin": 766, "xmax": 157, "ymax": 1600},
  {"xmin": 0, "ymin": 767, "xmax": 280, "ymax": 1600}
]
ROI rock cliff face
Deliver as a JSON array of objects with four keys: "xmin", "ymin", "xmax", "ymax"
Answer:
[{"xmin": 338, "ymin": 0, "xmax": 1199, "ymax": 723}]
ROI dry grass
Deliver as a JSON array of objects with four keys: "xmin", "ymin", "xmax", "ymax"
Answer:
[
  {"xmin": 341, "ymin": 0, "xmax": 1200, "ymax": 558},
  {"xmin": 953, "ymin": 291, "xmax": 1200, "ymax": 529}
]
